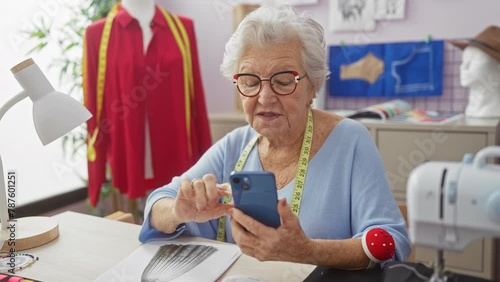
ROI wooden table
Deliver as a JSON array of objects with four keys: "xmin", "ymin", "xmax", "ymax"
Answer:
[{"xmin": 11, "ymin": 211, "xmax": 315, "ymax": 281}]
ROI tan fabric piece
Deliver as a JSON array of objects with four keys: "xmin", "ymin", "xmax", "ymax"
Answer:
[{"xmin": 340, "ymin": 52, "xmax": 384, "ymax": 84}]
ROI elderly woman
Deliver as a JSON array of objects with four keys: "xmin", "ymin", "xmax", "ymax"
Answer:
[{"xmin": 139, "ymin": 6, "xmax": 411, "ymax": 269}]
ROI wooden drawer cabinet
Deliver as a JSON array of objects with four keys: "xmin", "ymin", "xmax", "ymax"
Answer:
[
  {"xmin": 209, "ymin": 112, "xmax": 500, "ymax": 280},
  {"xmin": 209, "ymin": 113, "xmax": 248, "ymax": 143},
  {"xmin": 377, "ymin": 130, "xmax": 489, "ymax": 203}
]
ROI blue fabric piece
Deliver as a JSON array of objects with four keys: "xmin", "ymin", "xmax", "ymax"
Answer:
[
  {"xmin": 328, "ymin": 40, "xmax": 444, "ymax": 97},
  {"xmin": 138, "ymin": 118, "xmax": 412, "ymax": 263},
  {"xmin": 387, "ymin": 41, "xmax": 444, "ymax": 96}
]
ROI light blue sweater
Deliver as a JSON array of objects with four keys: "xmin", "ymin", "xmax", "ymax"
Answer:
[{"xmin": 139, "ymin": 118, "xmax": 412, "ymax": 262}]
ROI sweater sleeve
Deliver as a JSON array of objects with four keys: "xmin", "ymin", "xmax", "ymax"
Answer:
[
  {"xmin": 348, "ymin": 121, "xmax": 412, "ymax": 262},
  {"xmin": 138, "ymin": 130, "xmax": 237, "ymax": 243},
  {"xmin": 139, "ymin": 126, "xmax": 256, "ymax": 243}
]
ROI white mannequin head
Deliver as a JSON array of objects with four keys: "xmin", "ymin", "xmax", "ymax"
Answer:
[
  {"xmin": 460, "ymin": 45, "xmax": 500, "ymax": 87},
  {"xmin": 121, "ymin": 0, "xmax": 154, "ymax": 22},
  {"xmin": 459, "ymin": 45, "xmax": 500, "ymax": 118}
]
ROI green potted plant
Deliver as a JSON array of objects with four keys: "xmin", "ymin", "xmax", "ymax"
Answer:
[{"xmin": 24, "ymin": 0, "xmax": 119, "ymax": 216}]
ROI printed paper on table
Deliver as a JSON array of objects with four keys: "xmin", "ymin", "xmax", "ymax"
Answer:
[
  {"xmin": 347, "ymin": 99, "xmax": 463, "ymax": 124},
  {"xmin": 95, "ymin": 240, "xmax": 242, "ymax": 282}
]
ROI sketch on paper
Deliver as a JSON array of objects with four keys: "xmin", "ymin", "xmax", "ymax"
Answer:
[
  {"xmin": 141, "ymin": 244, "xmax": 218, "ymax": 282},
  {"xmin": 329, "ymin": 0, "xmax": 376, "ymax": 32},
  {"xmin": 375, "ymin": 0, "xmax": 406, "ymax": 20}
]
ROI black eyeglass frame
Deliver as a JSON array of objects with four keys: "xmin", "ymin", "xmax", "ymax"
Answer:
[{"xmin": 233, "ymin": 70, "xmax": 307, "ymax": 97}]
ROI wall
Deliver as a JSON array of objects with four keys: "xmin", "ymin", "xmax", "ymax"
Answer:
[
  {"xmin": 158, "ymin": 0, "xmax": 500, "ymax": 113},
  {"xmin": 157, "ymin": 0, "xmax": 235, "ymax": 113}
]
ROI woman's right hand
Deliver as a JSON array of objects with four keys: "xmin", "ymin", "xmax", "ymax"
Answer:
[
  {"xmin": 172, "ymin": 173, "xmax": 233, "ymax": 224},
  {"xmin": 150, "ymin": 174, "xmax": 233, "ymax": 234}
]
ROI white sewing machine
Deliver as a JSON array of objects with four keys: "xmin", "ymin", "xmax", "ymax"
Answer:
[{"xmin": 407, "ymin": 146, "xmax": 500, "ymax": 281}]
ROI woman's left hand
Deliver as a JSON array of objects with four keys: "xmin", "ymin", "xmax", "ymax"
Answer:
[{"xmin": 230, "ymin": 198, "xmax": 313, "ymax": 262}]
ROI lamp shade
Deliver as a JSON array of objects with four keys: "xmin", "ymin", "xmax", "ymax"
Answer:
[
  {"xmin": 11, "ymin": 58, "xmax": 91, "ymax": 145},
  {"xmin": 33, "ymin": 90, "xmax": 92, "ymax": 145}
]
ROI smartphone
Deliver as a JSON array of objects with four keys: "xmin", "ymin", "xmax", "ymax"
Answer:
[{"xmin": 229, "ymin": 171, "xmax": 281, "ymax": 228}]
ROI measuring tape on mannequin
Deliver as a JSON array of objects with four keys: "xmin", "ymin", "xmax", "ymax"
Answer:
[
  {"xmin": 84, "ymin": 4, "xmax": 195, "ymax": 162},
  {"xmin": 216, "ymin": 110, "xmax": 314, "ymax": 241}
]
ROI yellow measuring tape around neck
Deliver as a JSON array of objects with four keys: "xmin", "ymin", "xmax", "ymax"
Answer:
[
  {"xmin": 86, "ymin": 4, "xmax": 194, "ymax": 161},
  {"xmin": 216, "ymin": 110, "xmax": 314, "ymax": 241}
]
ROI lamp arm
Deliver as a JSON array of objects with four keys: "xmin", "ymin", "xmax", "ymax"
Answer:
[
  {"xmin": 0, "ymin": 91, "xmax": 28, "ymax": 232},
  {"xmin": 0, "ymin": 91, "xmax": 28, "ymax": 122}
]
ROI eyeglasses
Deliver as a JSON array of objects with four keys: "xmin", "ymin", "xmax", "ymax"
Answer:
[{"xmin": 233, "ymin": 70, "xmax": 307, "ymax": 97}]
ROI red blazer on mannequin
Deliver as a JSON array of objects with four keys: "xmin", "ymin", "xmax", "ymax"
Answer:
[{"xmin": 83, "ymin": 5, "xmax": 211, "ymax": 206}]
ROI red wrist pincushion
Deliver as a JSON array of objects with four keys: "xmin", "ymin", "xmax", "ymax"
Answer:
[{"xmin": 361, "ymin": 227, "xmax": 396, "ymax": 263}]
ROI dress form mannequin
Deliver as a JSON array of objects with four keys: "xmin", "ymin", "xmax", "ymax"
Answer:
[
  {"xmin": 121, "ymin": 0, "xmax": 156, "ymax": 178},
  {"xmin": 83, "ymin": 1, "xmax": 212, "ymax": 206},
  {"xmin": 460, "ymin": 45, "xmax": 500, "ymax": 118},
  {"xmin": 122, "ymin": 0, "xmax": 155, "ymax": 53}
]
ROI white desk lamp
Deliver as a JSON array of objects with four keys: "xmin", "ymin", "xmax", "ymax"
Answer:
[{"xmin": 0, "ymin": 58, "xmax": 92, "ymax": 251}]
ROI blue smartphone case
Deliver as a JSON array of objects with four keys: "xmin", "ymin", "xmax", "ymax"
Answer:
[{"xmin": 230, "ymin": 171, "xmax": 281, "ymax": 228}]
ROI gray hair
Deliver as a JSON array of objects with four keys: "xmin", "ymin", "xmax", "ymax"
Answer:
[{"xmin": 220, "ymin": 5, "xmax": 330, "ymax": 92}]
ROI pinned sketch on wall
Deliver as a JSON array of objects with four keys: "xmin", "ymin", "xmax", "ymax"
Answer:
[
  {"xmin": 375, "ymin": 0, "xmax": 406, "ymax": 20},
  {"xmin": 329, "ymin": 0, "xmax": 376, "ymax": 32},
  {"xmin": 234, "ymin": 0, "xmax": 318, "ymax": 5}
]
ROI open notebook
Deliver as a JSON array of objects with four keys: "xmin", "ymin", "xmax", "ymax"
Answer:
[
  {"xmin": 95, "ymin": 240, "xmax": 241, "ymax": 282},
  {"xmin": 346, "ymin": 99, "xmax": 463, "ymax": 124}
]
